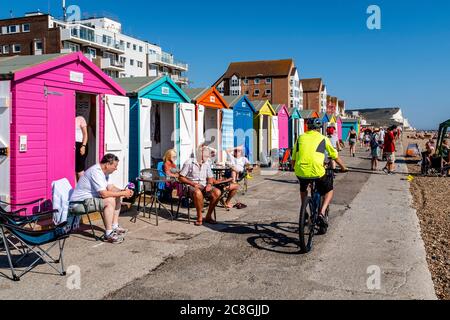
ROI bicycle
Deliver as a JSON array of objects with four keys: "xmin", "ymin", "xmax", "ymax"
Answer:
[{"xmin": 298, "ymin": 168, "xmax": 333, "ymax": 253}]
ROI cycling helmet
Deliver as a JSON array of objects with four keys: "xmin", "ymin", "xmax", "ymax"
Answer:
[{"xmin": 306, "ymin": 118, "xmax": 323, "ymax": 130}]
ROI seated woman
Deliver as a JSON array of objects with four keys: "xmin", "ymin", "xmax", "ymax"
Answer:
[
  {"xmin": 226, "ymin": 146, "xmax": 251, "ymax": 183},
  {"xmin": 163, "ymin": 149, "xmax": 181, "ymax": 196}
]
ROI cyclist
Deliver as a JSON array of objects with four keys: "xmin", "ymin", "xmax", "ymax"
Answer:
[{"xmin": 291, "ymin": 118, "xmax": 348, "ymax": 229}]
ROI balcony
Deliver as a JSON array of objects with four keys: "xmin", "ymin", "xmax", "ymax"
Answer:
[
  {"xmin": 100, "ymin": 58, "xmax": 125, "ymax": 71},
  {"xmin": 61, "ymin": 25, "xmax": 125, "ymax": 54},
  {"xmin": 170, "ymin": 74, "xmax": 189, "ymax": 85},
  {"xmin": 148, "ymin": 52, "xmax": 188, "ymax": 71}
]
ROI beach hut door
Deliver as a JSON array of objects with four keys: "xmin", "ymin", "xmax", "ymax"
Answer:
[
  {"xmin": 179, "ymin": 103, "xmax": 196, "ymax": 166},
  {"xmin": 0, "ymin": 81, "xmax": 10, "ymax": 203},
  {"xmin": 139, "ymin": 98, "xmax": 152, "ymax": 170},
  {"xmin": 104, "ymin": 94, "xmax": 130, "ymax": 188},
  {"xmin": 197, "ymin": 105, "xmax": 205, "ymax": 146},
  {"xmin": 271, "ymin": 116, "xmax": 279, "ymax": 151}
]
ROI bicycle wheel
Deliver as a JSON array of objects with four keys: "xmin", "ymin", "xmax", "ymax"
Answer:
[{"xmin": 299, "ymin": 197, "xmax": 314, "ymax": 253}]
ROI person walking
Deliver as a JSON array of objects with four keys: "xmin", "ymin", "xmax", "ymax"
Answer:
[
  {"xmin": 347, "ymin": 127, "xmax": 357, "ymax": 157},
  {"xmin": 382, "ymin": 126, "xmax": 396, "ymax": 174},
  {"xmin": 370, "ymin": 129, "xmax": 380, "ymax": 171}
]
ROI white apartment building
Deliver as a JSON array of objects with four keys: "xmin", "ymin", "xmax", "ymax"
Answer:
[
  {"xmin": 290, "ymin": 68, "xmax": 303, "ymax": 110},
  {"xmin": 320, "ymin": 85, "xmax": 327, "ymax": 113},
  {"xmin": 53, "ymin": 16, "xmax": 188, "ymax": 84}
]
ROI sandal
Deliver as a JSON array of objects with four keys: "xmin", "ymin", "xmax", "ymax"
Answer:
[
  {"xmin": 194, "ymin": 221, "xmax": 203, "ymax": 226},
  {"xmin": 204, "ymin": 218, "xmax": 218, "ymax": 224}
]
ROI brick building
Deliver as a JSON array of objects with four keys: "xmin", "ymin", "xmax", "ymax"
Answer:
[
  {"xmin": 213, "ymin": 59, "xmax": 303, "ymax": 109},
  {"xmin": 300, "ymin": 78, "xmax": 327, "ymax": 113}
]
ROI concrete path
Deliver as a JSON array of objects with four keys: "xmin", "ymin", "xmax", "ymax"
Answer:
[{"xmin": 0, "ymin": 144, "xmax": 436, "ymax": 299}]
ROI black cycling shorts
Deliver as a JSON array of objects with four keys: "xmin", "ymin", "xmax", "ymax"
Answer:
[{"xmin": 297, "ymin": 174, "xmax": 333, "ymax": 196}]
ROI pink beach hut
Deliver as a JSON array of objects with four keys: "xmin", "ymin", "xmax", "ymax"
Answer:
[
  {"xmin": 337, "ymin": 116, "xmax": 343, "ymax": 140},
  {"xmin": 0, "ymin": 53, "xmax": 128, "ymax": 212},
  {"xmin": 274, "ymin": 104, "xmax": 289, "ymax": 149}
]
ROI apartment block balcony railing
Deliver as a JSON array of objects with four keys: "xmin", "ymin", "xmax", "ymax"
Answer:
[
  {"xmin": 61, "ymin": 25, "xmax": 125, "ymax": 54},
  {"xmin": 148, "ymin": 52, "xmax": 188, "ymax": 71}
]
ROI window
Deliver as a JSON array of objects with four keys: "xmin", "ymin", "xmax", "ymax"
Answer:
[
  {"xmin": 243, "ymin": 79, "xmax": 248, "ymax": 85},
  {"xmin": 64, "ymin": 42, "xmax": 80, "ymax": 52},
  {"xmin": 2, "ymin": 45, "xmax": 9, "ymax": 54},
  {"xmin": 254, "ymin": 89, "xmax": 260, "ymax": 96},
  {"xmin": 245, "ymin": 90, "xmax": 249, "ymax": 95},
  {"xmin": 139, "ymin": 46, "xmax": 143, "ymax": 52},
  {"xmin": 254, "ymin": 78, "xmax": 260, "ymax": 84},
  {"xmin": 8, "ymin": 25, "xmax": 20, "ymax": 33},
  {"xmin": 120, "ymin": 40, "xmax": 124, "ymax": 46},
  {"xmin": 87, "ymin": 47, "xmax": 96, "ymax": 58},
  {"xmin": 137, "ymin": 61, "xmax": 143, "ymax": 68},
  {"xmin": 130, "ymin": 59, "xmax": 134, "ymax": 66},
  {"xmin": 265, "ymin": 89, "xmax": 271, "ymax": 95},
  {"xmin": 12, "ymin": 44, "xmax": 21, "ymax": 53},
  {"xmin": 22, "ymin": 24, "xmax": 30, "ymax": 32},
  {"xmin": 133, "ymin": 44, "xmax": 137, "ymax": 51},
  {"xmin": 120, "ymin": 57, "xmax": 126, "ymax": 64},
  {"xmin": 265, "ymin": 78, "xmax": 271, "ymax": 84},
  {"xmin": 127, "ymin": 42, "xmax": 131, "ymax": 49},
  {"xmin": 231, "ymin": 78, "xmax": 239, "ymax": 86}
]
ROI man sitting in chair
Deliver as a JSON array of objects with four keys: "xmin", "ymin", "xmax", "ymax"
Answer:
[
  {"xmin": 69, "ymin": 154, "xmax": 133, "ymax": 244},
  {"xmin": 178, "ymin": 146, "xmax": 226, "ymax": 226}
]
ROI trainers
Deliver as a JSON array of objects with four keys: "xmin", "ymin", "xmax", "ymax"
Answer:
[
  {"xmin": 317, "ymin": 214, "xmax": 329, "ymax": 229},
  {"xmin": 113, "ymin": 226, "xmax": 128, "ymax": 235},
  {"xmin": 102, "ymin": 231, "xmax": 124, "ymax": 244},
  {"xmin": 382, "ymin": 167, "xmax": 389, "ymax": 174}
]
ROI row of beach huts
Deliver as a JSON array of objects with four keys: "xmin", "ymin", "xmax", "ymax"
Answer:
[{"xmin": 0, "ymin": 52, "xmax": 363, "ymax": 209}]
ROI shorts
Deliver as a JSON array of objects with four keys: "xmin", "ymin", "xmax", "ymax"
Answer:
[
  {"xmin": 371, "ymin": 147, "xmax": 379, "ymax": 158},
  {"xmin": 349, "ymin": 138, "xmax": 356, "ymax": 146},
  {"xmin": 75, "ymin": 142, "xmax": 88, "ymax": 173},
  {"xmin": 297, "ymin": 174, "xmax": 333, "ymax": 196},
  {"xmin": 70, "ymin": 198, "xmax": 104, "ymax": 214},
  {"xmin": 385, "ymin": 152, "xmax": 396, "ymax": 163},
  {"xmin": 187, "ymin": 185, "xmax": 219, "ymax": 199}
]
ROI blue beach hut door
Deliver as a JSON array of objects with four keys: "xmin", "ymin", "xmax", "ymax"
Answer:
[
  {"xmin": 139, "ymin": 98, "xmax": 152, "ymax": 170},
  {"xmin": 221, "ymin": 109, "xmax": 234, "ymax": 161}
]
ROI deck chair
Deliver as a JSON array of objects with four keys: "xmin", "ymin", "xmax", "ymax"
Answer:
[
  {"xmin": 0, "ymin": 198, "xmax": 45, "ymax": 215},
  {"xmin": 0, "ymin": 218, "xmax": 68, "ymax": 281}
]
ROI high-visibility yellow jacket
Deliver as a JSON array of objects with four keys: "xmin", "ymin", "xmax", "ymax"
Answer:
[{"xmin": 292, "ymin": 130, "xmax": 338, "ymax": 179}]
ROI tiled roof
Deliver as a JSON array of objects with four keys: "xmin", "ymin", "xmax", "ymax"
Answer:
[
  {"xmin": 223, "ymin": 95, "xmax": 244, "ymax": 107},
  {"xmin": 300, "ymin": 78, "xmax": 323, "ymax": 92},
  {"xmin": 184, "ymin": 88, "xmax": 210, "ymax": 100},
  {"xmin": 222, "ymin": 59, "xmax": 294, "ymax": 79}
]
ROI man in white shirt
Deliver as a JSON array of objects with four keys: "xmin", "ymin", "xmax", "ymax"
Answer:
[
  {"xmin": 70, "ymin": 154, "xmax": 133, "ymax": 244},
  {"xmin": 178, "ymin": 146, "xmax": 222, "ymax": 226}
]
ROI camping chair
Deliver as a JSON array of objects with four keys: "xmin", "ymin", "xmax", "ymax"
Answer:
[
  {"xmin": 0, "ymin": 218, "xmax": 69, "ymax": 281},
  {"xmin": 279, "ymin": 148, "xmax": 292, "ymax": 171},
  {"xmin": 175, "ymin": 183, "xmax": 217, "ymax": 223},
  {"xmin": 51, "ymin": 178, "xmax": 102, "ymax": 241},
  {"xmin": 0, "ymin": 198, "xmax": 45, "ymax": 215}
]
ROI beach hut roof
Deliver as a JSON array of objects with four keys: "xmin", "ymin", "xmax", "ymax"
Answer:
[
  {"xmin": 0, "ymin": 53, "xmax": 69, "ymax": 76},
  {"xmin": 116, "ymin": 76, "xmax": 191, "ymax": 102},
  {"xmin": 222, "ymin": 95, "xmax": 257, "ymax": 113},
  {"xmin": 223, "ymin": 95, "xmax": 244, "ymax": 106},
  {"xmin": 116, "ymin": 76, "xmax": 160, "ymax": 93},
  {"xmin": 253, "ymin": 100, "xmax": 276, "ymax": 115},
  {"xmin": 0, "ymin": 52, "xmax": 125, "ymax": 94},
  {"xmin": 287, "ymin": 107, "xmax": 301, "ymax": 118},
  {"xmin": 273, "ymin": 103, "xmax": 287, "ymax": 113},
  {"xmin": 184, "ymin": 88, "xmax": 210, "ymax": 100}
]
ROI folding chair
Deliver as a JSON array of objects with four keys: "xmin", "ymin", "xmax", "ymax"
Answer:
[
  {"xmin": 0, "ymin": 198, "xmax": 45, "ymax": 215},
  {"xmin": 175, "ymin": 183, "xmax": 217, "ymax": 223},
  {"xmin": 0, "ymin": 218, "xmax": 69, "ymax": 281}
]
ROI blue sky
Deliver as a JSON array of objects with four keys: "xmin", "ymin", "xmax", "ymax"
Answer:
[{"xmin": 1, "ymin": 0, "xmax": 449, "ymax": 129}]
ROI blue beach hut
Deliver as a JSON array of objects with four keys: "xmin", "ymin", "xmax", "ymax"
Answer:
[
  {"xmin": 116, "ymin": 76, "xmax": 195, "ymax": 183},
  {"xmin": 223, "ymin": 95, "xmax": 257, "ymax": 163}
]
